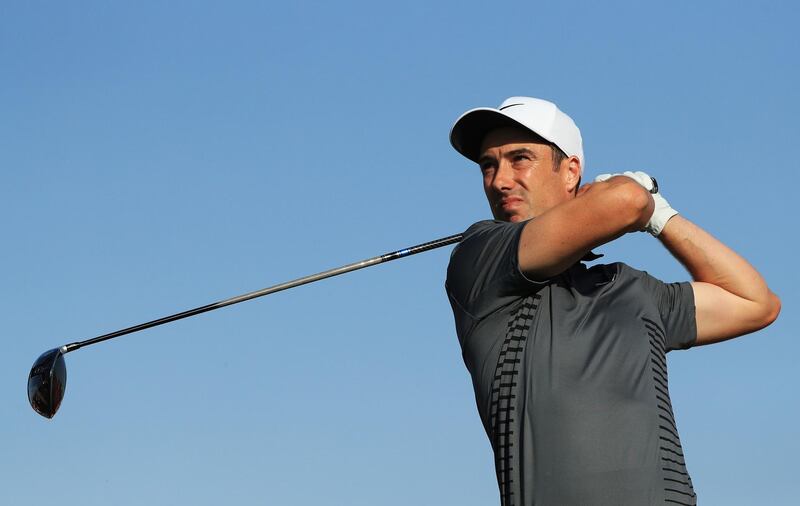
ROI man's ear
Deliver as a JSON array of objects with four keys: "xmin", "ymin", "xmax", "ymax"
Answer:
[{"xmin": 565, "ymin": 156, "xmax": 582, "ymax": 194}]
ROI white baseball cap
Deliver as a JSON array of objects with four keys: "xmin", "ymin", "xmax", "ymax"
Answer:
[{"xmin": 450, "ymin": 96, "xmax": 584, "ymax": 170}]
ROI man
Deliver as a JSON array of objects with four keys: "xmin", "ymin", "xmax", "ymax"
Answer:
[{"xmin": 445, "ymin": 97, "xmax": 780, "ymax": 505}]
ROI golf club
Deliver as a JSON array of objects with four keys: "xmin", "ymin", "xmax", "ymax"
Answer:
[{"xmin": 28, "ymin": 233, "xmax": 462, "ymax": 419}]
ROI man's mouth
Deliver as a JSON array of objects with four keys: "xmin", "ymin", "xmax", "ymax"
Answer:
[{"xmin": 499, "ymin": 196, "xmax": 524, "ymax": 211}]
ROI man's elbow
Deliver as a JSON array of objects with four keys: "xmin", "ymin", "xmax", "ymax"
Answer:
[
  {"xmin": 614, "ymin": 180, "xmax": 654, "ymax": 231},
  {"xmin": 760, "ymin": 291, "xmax": 781, "ymax": 328},
  {"xmin": 749, "ymin": 291, "xmax": 781, "ymax": 333}
]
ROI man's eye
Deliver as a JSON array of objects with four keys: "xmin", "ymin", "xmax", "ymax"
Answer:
[
  {"xmin": 513, "ymin": 154, "xmax": 531, "ymax": 163},
  {"xmin": 480, "ymin": 163, "xmax": 495, "ymax": 173}
]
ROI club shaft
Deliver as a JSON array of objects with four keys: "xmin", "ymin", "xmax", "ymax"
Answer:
[{"xmin": 62, "ymin": 233, "xmax": 462, "ymax": 353}]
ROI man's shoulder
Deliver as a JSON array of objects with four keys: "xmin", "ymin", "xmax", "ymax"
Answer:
[
  {"xmin": 449, "ymin": 220, "xmax": 526, "ymax": 266},
  {"xmin": 455, "ymin": 220, "xmax": 528, "ymax": 250},
  {"xmin": 462, "ymin": 219, "xmax": 521, "ymax": 237},
  {"xmin": 446, "ymin": 219, "xmax": 543, "ymax": 319}
]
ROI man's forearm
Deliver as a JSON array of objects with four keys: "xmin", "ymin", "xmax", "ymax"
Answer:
[
  {"xmin": 659, "ymin": 216, "xmax": 768, "ymax": 302},
  {"xmin": 659, "ymin": 215, "xmax": 781, "ymax": 343},
  {"xmin": 519, "ymin": 177, "xmax": 654, "ymax": 280}
]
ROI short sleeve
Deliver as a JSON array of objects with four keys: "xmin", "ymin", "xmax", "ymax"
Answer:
[
  {"xmin": 635, "ymin": 269, "xmax": 697, "ymax": 351},
  {"xmin": 446, "ymin": 220, "xmax": 545, "ymax": 319}
]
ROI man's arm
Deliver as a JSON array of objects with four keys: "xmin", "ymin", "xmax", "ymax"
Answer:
[
  {"xmin": 658, "ymin": 216, "xmax": 781, "ymax": 345},
  {"xmin": 595, "ymin": 170, "xmax": 781, "ymax": 345},
  {"xmin": 518, "ymin": 176, "xmax": 654, "ymax": 280}
]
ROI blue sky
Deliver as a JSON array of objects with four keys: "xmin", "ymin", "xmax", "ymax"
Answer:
[{"xmin": 2, "ymin": 1, "xmax": 797, "ymax": 504}]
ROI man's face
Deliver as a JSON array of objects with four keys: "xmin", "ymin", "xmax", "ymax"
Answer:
[{"xmin": 478, "ymin": 127, "xmax": 575, "ymax": 222}]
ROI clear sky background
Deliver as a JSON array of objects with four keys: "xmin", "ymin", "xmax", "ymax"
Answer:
[{"xmin": 2, "ymin": 1, "xmax": 797, "ymax": 504}]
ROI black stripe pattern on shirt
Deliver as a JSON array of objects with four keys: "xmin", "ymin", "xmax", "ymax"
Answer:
[
  {"xmin": 643, "ymin": 316, "xmax": 697, "ymax": 505},
  {"xmin": 490, "ymin": 294, "xmax": 539, "ymax": 506}
]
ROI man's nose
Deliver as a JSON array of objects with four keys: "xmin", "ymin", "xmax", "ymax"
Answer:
[{"xmin": 492, "ymin": 161, "xmax": 514, "ymax": 192}]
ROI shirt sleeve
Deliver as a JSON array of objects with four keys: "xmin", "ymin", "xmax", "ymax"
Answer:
[
  {"xmin": 635, "ymin": 269, "xmax": 698, "ymax": 351},
  {"xmin": 446, "ymin": 220, "xmax": 546, "ymax": 320}
]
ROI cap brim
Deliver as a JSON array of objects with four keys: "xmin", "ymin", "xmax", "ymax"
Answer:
[{"xmin": 450, "ymin": 108, "xmax": 536, "ymax": 163}]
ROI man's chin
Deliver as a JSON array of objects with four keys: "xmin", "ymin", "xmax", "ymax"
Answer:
[
  {"xmin": 492, "ymin": 206, "xmax": 531, "ymax": 223},
  {"xmin": 496, "ymin": 213, "xmax": 528, "ymax": 223}
]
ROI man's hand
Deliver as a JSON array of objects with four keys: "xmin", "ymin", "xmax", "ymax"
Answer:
[{"xmin": 594, "ymin": 171, "xmax": 678, "ymax": 236}]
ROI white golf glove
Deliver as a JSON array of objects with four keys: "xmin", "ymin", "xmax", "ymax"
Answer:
[{"xmin": 594, "ymin": 171, "xmax": 678, "ymax": 236}]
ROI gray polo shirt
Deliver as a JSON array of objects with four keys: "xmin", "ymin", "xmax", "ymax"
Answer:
[{"xmin": 446, "ymin": 220, "xmax": 697, "ymax": 506}]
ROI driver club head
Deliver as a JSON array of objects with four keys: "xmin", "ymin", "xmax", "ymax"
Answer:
[{"xmin": 28, "ymin": 348, "xmax": 67, "ymax": 419}]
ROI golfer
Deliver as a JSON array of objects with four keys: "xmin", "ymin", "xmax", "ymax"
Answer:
[{"xmin": 446, "ymin": 96, "xmax": 780, "ymax": 505}]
